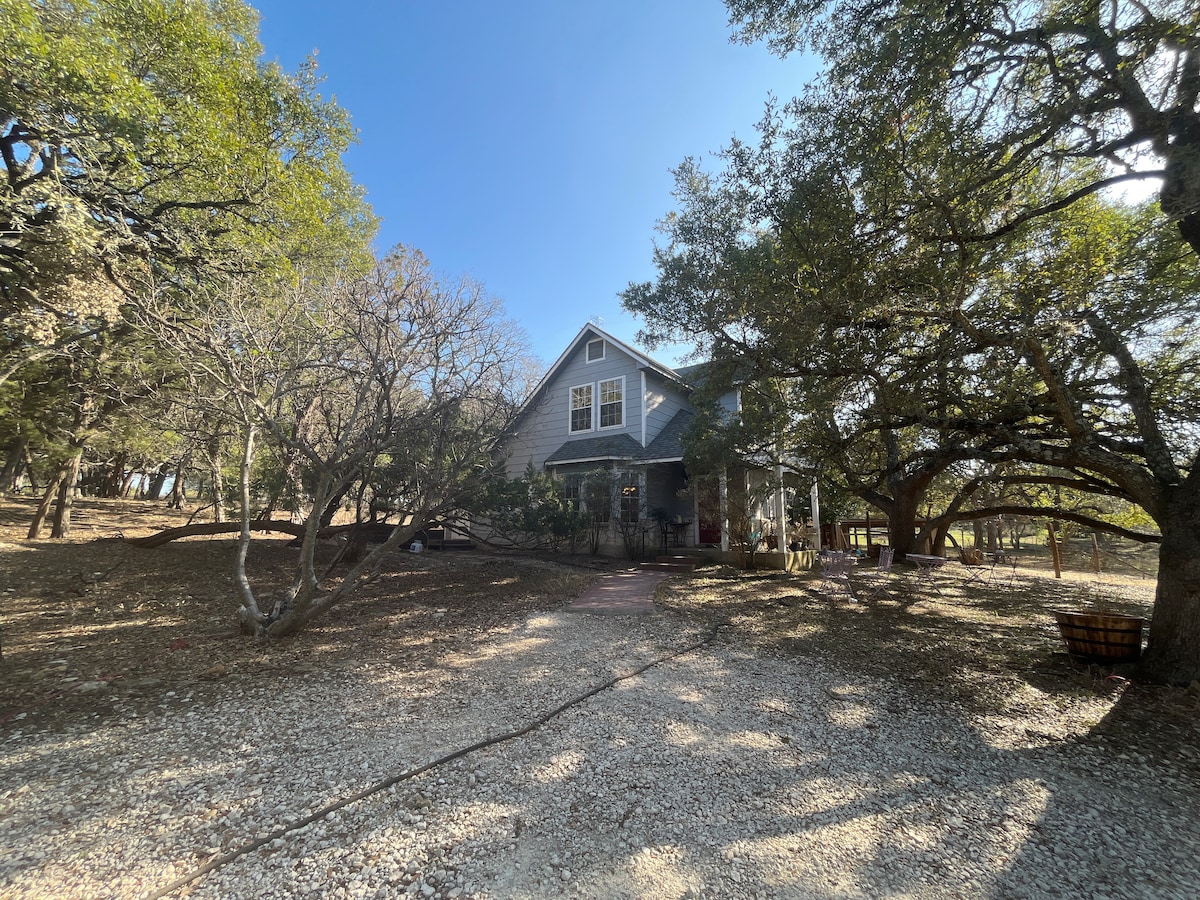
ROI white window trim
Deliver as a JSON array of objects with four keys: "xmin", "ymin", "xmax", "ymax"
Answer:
[
  {"xmin": 597, "ymin": 375, "xmax": 625, "ymax": 430},
  {"xmin": 640, "ymin": 370, "xmax": 647, "ymax": 447},
  {"xmin": 585, "ymin": 338, "xmax": 605, "ymax": 363},
  {"xmin": 568, "ymin": 382, "xmax": 594, "ymax": 434}
]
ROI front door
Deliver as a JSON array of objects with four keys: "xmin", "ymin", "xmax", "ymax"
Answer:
[{"xmin": 695, "ymin": 477, "xmax": 722, "ymax": 546}]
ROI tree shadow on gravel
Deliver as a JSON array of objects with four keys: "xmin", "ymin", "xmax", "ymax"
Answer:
[
  {"xmin": 0, "ymin": 591, "xmax": 621, "ymax": 897},
  {"xmin": 0, "ymin": 495, "xmax": 597, "ymax": 731},
  {"xmin": 640, "ymin": 565, "xmax": 1200, "ymax": 896}
]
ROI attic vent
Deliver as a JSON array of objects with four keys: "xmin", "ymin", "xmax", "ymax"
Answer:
[{"xmin": 586, "ymin": 338, "xmax": 605, "ymax": 362}]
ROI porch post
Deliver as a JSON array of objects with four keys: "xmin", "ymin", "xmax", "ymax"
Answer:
[
  {"xmin": 719, "ymin": 469, "xmax": 730, "ymax": 552},
  {"xmin": 810, "ymin": 481, "xmax": 822, "ymax": 551},
  {"xmin": 775, "ymin": 465, "xmax": 787, "ymax": 568}
]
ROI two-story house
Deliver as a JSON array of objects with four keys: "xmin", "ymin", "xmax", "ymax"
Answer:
[{"xmin": 501, "ymin": 323, "xmax": 747, "ymax": 554}]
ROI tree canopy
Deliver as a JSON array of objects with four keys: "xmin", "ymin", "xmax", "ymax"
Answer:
[
  {"xmin": 625, "ymin": 0, "xmax": 1200, "ymax": 682},
  {"xmin": 1, "ymin": 0, "xmax": 375, "ymax": 386},
  {"xmin": 1, "ymin": 0, "xmax": 378, "ymax": 542},
  {"xmin": 726, "ymin": 0, "xmax": 1200, "ymax": 252}
]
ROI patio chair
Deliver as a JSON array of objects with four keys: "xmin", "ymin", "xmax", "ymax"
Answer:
[
  {"xmin": 992, "ymin": 551, "xmax": 1019, "ymax": 586},
  {"xmin": 818, "ymin": 552, "xmax": 856, "ymax": 601},
  {"xmin": 959, "ymin": 548, "xmax": 995, "ymax": 587},
  {"xmin": 858, "ymin": 546, "xmax": 895, "ymax": 600}
]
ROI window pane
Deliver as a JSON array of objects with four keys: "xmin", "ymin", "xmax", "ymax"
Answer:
[
  {"xmin": 599, "ymin": 378, "xmax": 622, "ymax": 427},
  {"xmin": 620, "ymin": 478, "xmax": 640, "ymax": 524},
  {"xmin": 570, "ymin": 385, "xmax": 592, "ymax": 432},
  {"xmin": 563, "ymin": 475, "xmax": 581, "ymax": 510}
]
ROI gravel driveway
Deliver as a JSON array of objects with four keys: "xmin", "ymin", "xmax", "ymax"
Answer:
[{"xmin": 2, "ymin": 607, "xmax": 1197, "ymax": 899}]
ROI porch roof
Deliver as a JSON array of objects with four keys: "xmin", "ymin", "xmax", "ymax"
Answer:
[
  {"xmin": 544, "ymin": 409, "xmax": 694, "ymax": 467},
  {"xmin": 545, "ymin": 433, "xmax": 643, "ymax": 465},
  {"xmin": 637, "ymin": 409, "xmax": 692, "ymax": 463}
]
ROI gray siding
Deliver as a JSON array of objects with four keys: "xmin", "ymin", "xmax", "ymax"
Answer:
[
  {"xmin": 503, "ymin": 392, "xmax": 560, "ymax": 478},
  {"xmin": 644, "ymin": 372, "xmax": 690, "ymax": 448},
  {"xmin": 503, "ymin": 333, "xmax": 645, "ymax": 476}
]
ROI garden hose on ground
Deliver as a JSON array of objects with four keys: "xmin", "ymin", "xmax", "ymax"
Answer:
[{"xmin": 143, "ymin": 622, "xmax": 729, "ymax": 900}]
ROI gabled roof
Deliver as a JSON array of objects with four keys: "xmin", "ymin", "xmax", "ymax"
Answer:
[{"xmin": 513, "ymin": 323, "xmax": 685, "ymax": 423}]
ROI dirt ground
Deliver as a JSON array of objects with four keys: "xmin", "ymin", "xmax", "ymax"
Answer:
[
  {"xmin": 0, "ymin": 497, "xmax": 605, "ymax": 729},
  {"xmin": 2, "ymin": 496, "xmax": 1198, "ymax": 780}
]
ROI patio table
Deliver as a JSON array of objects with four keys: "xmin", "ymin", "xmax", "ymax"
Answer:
[{"xmin": 907, "ymin": 553, "xmax": 948, "ymax": 591}]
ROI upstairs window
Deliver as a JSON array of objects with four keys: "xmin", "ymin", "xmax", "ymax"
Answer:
[
  {"xmin": 599, "ymin": 377, "xmax": 623, "ymax": 428},
  {"xmin": 586, "ymin": 338, "xmax": 605, "ymax": 362},
  {"xmin": 570, "ymin": 384, "xmax": 593, "ymax": 433}
]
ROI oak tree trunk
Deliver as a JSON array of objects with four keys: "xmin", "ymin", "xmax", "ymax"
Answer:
[
  {"xmin": 1140, "ymin": 485, "xmax": 1200, "ymax": 685},
  {"xmin": 50, "ymin": 451, "xmax": 83, "ymax": 538},
  {"xmin": 147, "ymin": 464, "xmax": 169, "ymax": 501},
  {"xmin": 887, "ymin": 494, "xmax": 921, "ymax": 557},
  {"xmin": 207, "ymin": 437, "xmax": 225, "ymax": 523},
  {"xmin": 27, "ymin": 468, "xmax": 66, "ymax": 539},
  {"xmin": 169, "ymin": 459, "xmax": 187, "ymax": 508},
  {"xmin": 101, "ymin": 452, "xmax": 129, "ymax": 498},
  {"xmin": 1, "ymin": 434, "xmax": 28, "ymax": 493}
]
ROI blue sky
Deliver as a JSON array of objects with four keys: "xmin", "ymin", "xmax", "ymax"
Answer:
[{"xmin": 249, "ymin": 1, "xmax": 814, "ymax": 367}]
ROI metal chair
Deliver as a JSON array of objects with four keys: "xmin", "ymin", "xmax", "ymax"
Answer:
[
  {"xmin": 859, "ymin": 546, "xmax": 895, "ymax": 600},
  {"xmin": 818, "ymin": 552, "xmax": 856, "ymax": 600},
  {"xmin": 959, "ymin": 549, "xmax": 995, "ymax": 587},
  {"xmin": 993, "ymin": 551, "xmax": 1019, "ymax": 586}
]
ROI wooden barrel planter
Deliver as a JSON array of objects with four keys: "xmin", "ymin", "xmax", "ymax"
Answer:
[{"xmin": 1054, "ymin": 611, "xmax": 1144, "ymax": 663}]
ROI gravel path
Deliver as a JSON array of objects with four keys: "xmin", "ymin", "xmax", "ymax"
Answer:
[{"xmin": 2, "ymin": 608, "xmax": 1197, "ymax": 899}]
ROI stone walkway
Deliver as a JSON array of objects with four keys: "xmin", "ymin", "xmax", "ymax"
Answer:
[{"xmin": 567, "ymin": 568, "xmax": 665, "ymax": 615}]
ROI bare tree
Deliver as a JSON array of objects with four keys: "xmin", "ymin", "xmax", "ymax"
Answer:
[{"xmin": 144, "ymin": 247, "xmax": 532, "ymax": 637}]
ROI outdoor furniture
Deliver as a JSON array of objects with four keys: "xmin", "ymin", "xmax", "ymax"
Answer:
[
  {"xmin": 907, "ymin": 553, "xmax": 948, "ymax": 592},
  {"xmin": 990, "ymin": 551, "xmax": 1019, "ymax": 586},
  {"xmin": 858, "ymin": 546, "xmax": 895, "ymax": 600},
  {"xmin": 959, "ymin": 549, "xmax": 995, "ymax": 586},
  {"xmin": 660, "ymin": 519, "xmax": 691, "ymax": 549},
  {"xmin": 819, "ymin": 551, "xmax": 856, "ymax": 600}
]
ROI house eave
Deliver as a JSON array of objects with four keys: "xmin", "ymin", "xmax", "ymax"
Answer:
[
  {"xmin": 511, "ymin": 323, "xmax": 685, "ymax": 427},
  {"xmin": 547, "ymin": 455, "xmax": 635, "ymax": 466}
]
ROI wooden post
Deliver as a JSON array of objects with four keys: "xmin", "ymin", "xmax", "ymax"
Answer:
[
  {"xmin": 810, "ymin": 481, "xmax": 821, "ymax": 551},
  {"xmin": 1091, "ymin": 533, "xmax": 1101, "ymax": 573},
  {"xmin": 1048, "ymin": 521, "xmax": 1063, "ymax": 579},
  {"xmin": 775, "ymin": 465, "xmax": 787, "ymax": 568},
  {"xmin": 718, "ymin": 470, "xmax": 730, "ymax": 553}
]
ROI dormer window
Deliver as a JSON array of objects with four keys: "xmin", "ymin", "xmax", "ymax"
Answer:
[{"xmin": 586, "ymin": 338, "xmax": 605, "ymax": 362}]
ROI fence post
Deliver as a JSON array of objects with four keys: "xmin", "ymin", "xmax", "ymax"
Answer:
[{"xmin": 1048, "ymin": 521, "xmax": 1063, "ymax": 579}]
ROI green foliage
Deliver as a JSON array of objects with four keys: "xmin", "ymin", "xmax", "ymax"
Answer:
[
  {"xmin": 0, "ymin": 0, "xmax": 376, "ymax": 385},
  {"xmin": 477, "ymin": 463, "xmax": 591, "ymax": 552},
  {"xmin": 725, "ymin": 0, "xmax": 1200, "ymax": 253},
  {"xmin": 686, "ymin": 0, "xmax": 1200, "ymax": 679},
  {"xmin": 623, "ymin": 2, "xmax": 1200, "ymax": 561}
]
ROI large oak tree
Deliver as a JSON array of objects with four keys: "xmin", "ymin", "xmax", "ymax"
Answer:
[{"xmin": 627, "ymin": 0, "xmax": 1200, "ymax": 681}]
